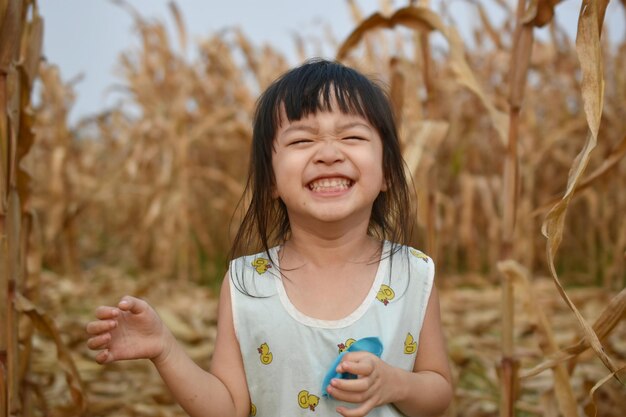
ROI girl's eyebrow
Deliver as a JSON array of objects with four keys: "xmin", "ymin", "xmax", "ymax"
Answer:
[
  {"xmin": 335, "ymin": 121, "xmax": 373, "ymax": 132},
  {"xmin": 281, "ymin": 123, "xmax": 318, "ymax": 135},
  {"xmin": 279, "ymin": 120, "xmax": 372, "ymax": 136}
]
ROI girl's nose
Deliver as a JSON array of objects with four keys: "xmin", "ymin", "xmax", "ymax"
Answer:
[{"xmin": 314, "ymin": 140, "xmax": 345, "ymax": 164}]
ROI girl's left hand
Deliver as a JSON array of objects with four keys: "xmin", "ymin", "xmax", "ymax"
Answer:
[{"xmin": 325, "ymin": 351, "xmax": 398, "ymax": 417}]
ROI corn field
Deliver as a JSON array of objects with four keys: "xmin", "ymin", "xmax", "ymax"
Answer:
[{"xmin": 1, "ymin": 0, "xmax": 625, "ymax": 416}]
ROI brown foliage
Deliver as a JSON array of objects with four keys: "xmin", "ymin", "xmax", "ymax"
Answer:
[{"xmin": 3, "ymin": 0, "xmax": 625, "ymax": 416}]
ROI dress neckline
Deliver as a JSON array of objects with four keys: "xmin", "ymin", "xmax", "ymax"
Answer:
[{"xmin": 270, "ymin": 241, "xmax": 389, "ymax": 329}]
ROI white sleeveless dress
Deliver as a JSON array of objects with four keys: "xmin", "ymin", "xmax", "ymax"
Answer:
[{"xmin": 229, "ymin": 242, "xmax": 435, "ymax": 416}]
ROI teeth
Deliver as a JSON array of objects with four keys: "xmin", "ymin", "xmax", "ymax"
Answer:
[{"xmin": 309, "ymin": 178, "xmax": 352, "ymax": 192}]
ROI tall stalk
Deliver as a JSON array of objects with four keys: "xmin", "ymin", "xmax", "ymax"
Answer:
[
  {"xmin": 1, "ymin": 0, "xmax": 24, "ymax": 413},
  {"xmin": 0, "ymin": 0, "xmax": 44, "ymax": 414},
  {"xmin": 499, "ymin": 0, "xmax": 533, "ymax": 415}
]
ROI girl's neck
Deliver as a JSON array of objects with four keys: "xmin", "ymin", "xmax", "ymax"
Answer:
[{"xmin": 282, "ymin": 224, "xmax": 381, "ymax": 268}]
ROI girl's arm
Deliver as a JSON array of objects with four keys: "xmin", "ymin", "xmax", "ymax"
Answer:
[
  {"xmin": 326, "ymin": 286, "xmax": 453, "ymax": 417},
  {"xmin": 86, "ymin": 274, "xmax": 250, "ymax": 417},
  {"xmin": 151, "ymin": 276, "xmax": 250, "ymax": 417},
  {"xmin": 387, "ymin": 285, "xmax": 453, "ymax": 415}
]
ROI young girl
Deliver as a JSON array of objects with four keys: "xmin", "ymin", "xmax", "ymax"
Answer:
[{"xmin": 86, "ymin": 59, "xmax": 452, "ymax": 417}]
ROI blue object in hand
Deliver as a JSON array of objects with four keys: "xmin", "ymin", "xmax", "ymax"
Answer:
[{"xmin": 321, "ymin": 337, "xmax": 383, "ymax": 398}]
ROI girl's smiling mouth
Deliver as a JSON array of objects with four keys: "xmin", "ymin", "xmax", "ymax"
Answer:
[{"xmin": 307, "ymin": 177, "xmax": 353, "ymax": 193}]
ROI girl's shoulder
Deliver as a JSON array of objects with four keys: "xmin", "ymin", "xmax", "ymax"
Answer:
[
  {"xmin": 228, "ymin": 247, "xmax": 281, "ymax": 297},
  {"xmin": 385, "ymin": 241, "xmax": 432, "ymax": 261},
  {"xmin": 383, "ymin": 243, "xmax": 435, "ymax": 308},
  {"xmin": 385, "ymin": 242, "xmax": 435, "ymax": 279},
  {"xmin": 230, "ymin": 248, "xmax": 278, "ymax": 273}
]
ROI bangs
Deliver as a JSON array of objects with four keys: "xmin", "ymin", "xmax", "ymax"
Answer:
[{"xmin": 270, "ymin": 60, "xmax": 376, "ymax": 126}]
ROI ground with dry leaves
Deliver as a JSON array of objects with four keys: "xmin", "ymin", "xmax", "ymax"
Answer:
[{"xmin": 25, "ymin": 268, "xmax": 624, "ymax": 417}]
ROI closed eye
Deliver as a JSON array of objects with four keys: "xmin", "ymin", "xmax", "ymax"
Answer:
[
  {"xmin": 288, "ymin": 139, "xmax": 314, "ymax": 146},
  {"xmin": 343, "ymin": 136, "xmax": 367, "ymax": 141}
]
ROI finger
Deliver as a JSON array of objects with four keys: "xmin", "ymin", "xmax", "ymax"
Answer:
[
  {"xmin": 328, "ymin": 389, "xmax": 367, "ymax": 405},
  {"xmin": 85, "ymin": 319, "xmax": 117, "ymax": 335},
  {"xmin": 87, "ymin": 333, "xmax": 111, "ymax": 350},
  {"xmin": 337, "ymin": 358, "xmax": 374, "ymax": 377},
  {"xmin": 336, "ymin": 402, "xmax": 374, "ymax": 417},
  {"xmin": 329, "ymin": 377, "xmax": 370, "ymax": 393},
  {"xmin": 118, "ymin": 296, "xmax": 146, "ymax": 314},
  {"xmin": 95, "ymin": 306, "xmax": 119, "ymax": 320},
  {"xmin": 338, "ymin": 351, "xmax": 376, "ymax": 370},
  {"xmin": 326, "ymin": 382, "xmax": 371, "ymax": 404},
  {"xmin": 340, "ymin": 351, "xmax": 374, "ymax": 362},
  {"xmin": 95, "ymin": 349, "xmax": 117, "ymax": 364}
]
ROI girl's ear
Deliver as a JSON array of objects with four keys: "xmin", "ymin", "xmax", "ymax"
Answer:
[{"xmin": 381, "ymin": 178, "xmax": 388, "ymax": 192}]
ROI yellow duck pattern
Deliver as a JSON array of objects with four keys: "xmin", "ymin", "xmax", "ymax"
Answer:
[
  {"xmin": 376, "ymin": 284, "xmax": 395, "ymax": 306},
  {"xmin": 298, "ymin": 390, "xmax": 320, "ymax": 412},
  {"xmin": 251, "ymin": 258, "xmax": 272, "ymax": 274},
  {"xmin": 410, "ymin": 248, "xmax": 429, "ymax": 263},
  {"xmin": 404, "ymin": 332, "xmax": 417, "ymax": 354},
  {"xmin": 258, "ymin": 343, "xmax": 273, "ymax": 365},
  {"xmin": 337, "ymin": 338, "xmax": 356, "ymax": 353}
]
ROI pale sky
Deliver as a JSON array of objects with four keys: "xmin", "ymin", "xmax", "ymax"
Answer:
[{"xmin": 39, "ymin": 0, "xmax": 624, "ymax": 123}]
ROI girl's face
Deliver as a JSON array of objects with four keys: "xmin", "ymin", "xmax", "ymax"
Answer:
[{"xmin": 271, "ymin": 108, "xmax": 386, "ymax": 230}]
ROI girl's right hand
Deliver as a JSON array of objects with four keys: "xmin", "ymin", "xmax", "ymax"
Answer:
[{"xmin": 86, "ymin": 296, "xmax": 172, "ymax": 365}]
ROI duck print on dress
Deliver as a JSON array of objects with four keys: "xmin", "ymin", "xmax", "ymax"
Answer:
[
  {"xmin": 404, "ymin": 332, "xmax": 417, "ymax": 354},
  {"xmin": 376, "ymin": 284, "xmax": 395, "ymax": 306},
  {"xmin": 409, "ymin": 248, "xmax": 429, "ymax": 263},
  {"xmin": 337, "ymin": 338, "xmax": 356, "ymax": 353},
  {"xmin": 258, "ymin": 343, "xmax": 273, "ymax": 364},
  {"xmin": 251, "ymin": 258, "xmax": 272, "ymax": 274},
  {"xmin": 250, "ymin": 403, "xmax": 257, "ymax": 416},
  {"xmin": 298, "ymin": 390, "xmax": 320, "ymax": 412}
]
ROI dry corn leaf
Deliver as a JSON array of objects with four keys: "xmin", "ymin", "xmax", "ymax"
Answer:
[
  {"xmin": 6, "ymin": 66, "xmax": 20, "ymax": 188},
  {"xmin": 0, "ymin": 0, "xmax": 22, "ymax": 71},
  {"xmin": 577, "ymin": 1, "xmax": 604, "ymax": 139},
  {"xmin": 595, "ymin": 0, "xmax": 611, "ymax": 33},
  {"xmin": 346, "ymin": 0, "xmax": 365, "ymax": 25},
  {"xmin": 0, "ymin": 158, "xmax": 5, "ymax": 217},
  {"xmin": 402, "ymin": 120, "xmax": 449, "ymax": 178},
  {"xmin": 16, "ymin": 105, "xmax": 35, "ymax": 208},
  {"xmin": 508, "ymin": 19, "xmax": 533, "ymax": 109},
  {"xmin": 0, "ymin": 362, "xmax": 6, "ymax": 417},
  {"xmin": 522, "ymin": 288, "xmax": 626, "ymax": 378},
  {"xmin": 534, "ymin": 133, "xmax": 626, "ymax": 215},
  {"xmin": 157, "ymin": 308, "xmax": 201, "ymax": 343},
  {"xmin": 471, "ymin": 0, "xmax": 503, "ymax": 49},
  {"xmin": 4, "ymin": 191, "xmax": 22, "ymax": 415},
  {"xmin": 389, "ymin": 57, "xmax": 404, "ymax": 125},
  {"xmin": 13, "ymin": 293, "xmax": 86, "ymax": 415},
  {"xmin": 20, "ymin": 8, "xmax": 43, "ymax": 89},
  {"xmin": 0, "ymin": 259, "xmax": 6, "ymax": 345},
  {"xmin": 541, "ymin": 0, "xmax": 619, "ymax": 380},
  {"xmin": 167, "ymin": 1, "xmax": 187, "ymax": 54},
  {"xmin": 337, "ymin": 6, "xmax": 509, "ymax": 146},
  {"xmin": 588, "ymin": 366, "xmax": 626, "ymax": 417},
  {"xmin": 0, "ymin": 0, "xmax": 8, "ymax": 31},
  {"xmin": 523, "ymin": 0, "xmax": 562, "ymax": 28},
  {"xmin": 356, "ymin": 7, "xmax": 508, "ymax": 144},
  {"xmin": 235, "ymin": 28, "xmax": 260, "ymax": 83},
  {"xmin": 6, "ymin": 188, "xmax": 20, "ymax": 277}
]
